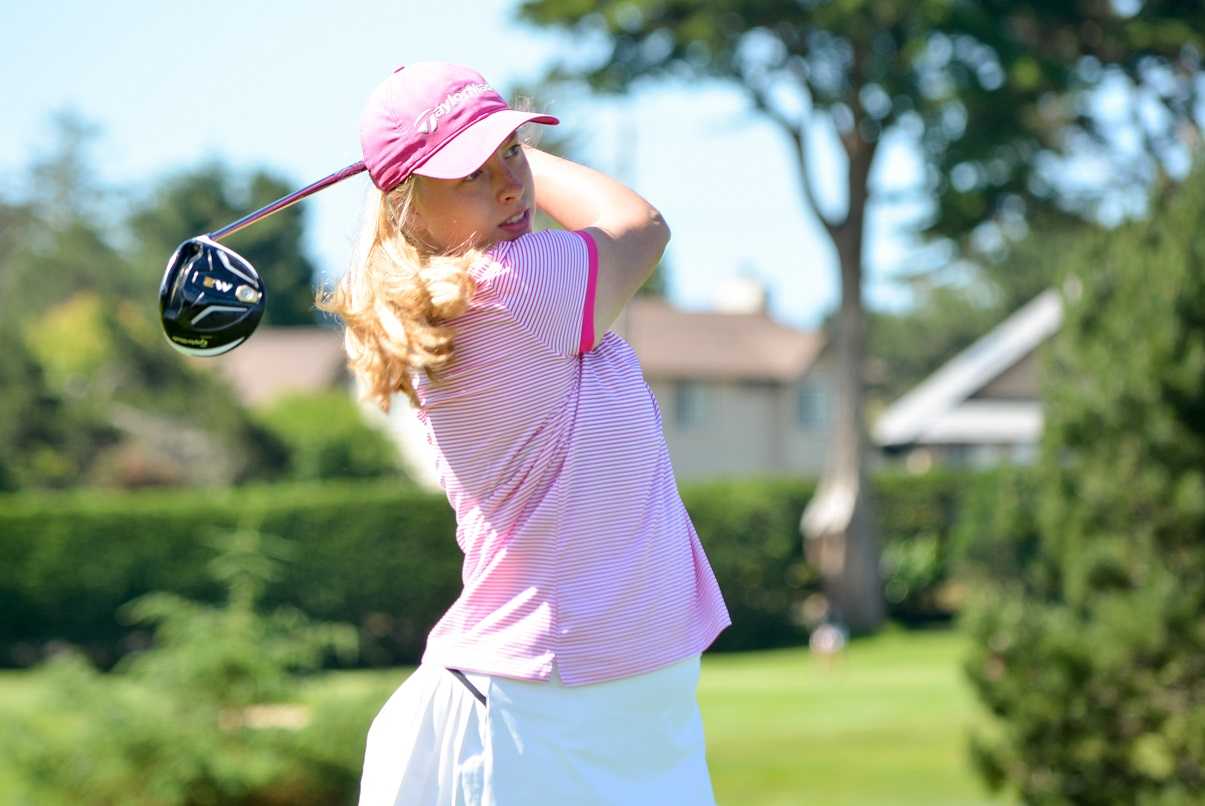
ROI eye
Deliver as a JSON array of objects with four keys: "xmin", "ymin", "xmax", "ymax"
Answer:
[
  {"xmin": 462, "ymin": 168, "xmax": 483, "ymax": 183},
  {"xmin": 504, "ymin": 142, "xmax": 522, "ymax": 158}
]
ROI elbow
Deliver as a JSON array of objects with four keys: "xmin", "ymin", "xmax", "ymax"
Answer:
[{"xmin": 649, "ymin": 207, "xmax": 671, "ymax": 254}]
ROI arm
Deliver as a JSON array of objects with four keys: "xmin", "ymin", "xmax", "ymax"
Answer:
[{"xmin": 525, "ymin": 147, "xmax": 670, "ymax": 349}]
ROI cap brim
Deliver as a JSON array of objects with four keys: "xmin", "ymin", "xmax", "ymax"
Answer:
[{"xmin": 414, "ymin": 109, "xmax": 559, "ymax": 180}]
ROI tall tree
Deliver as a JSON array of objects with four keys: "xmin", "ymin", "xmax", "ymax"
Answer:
[
  {"xmin": 868, "ymin": 211, "xmax": 1098, "ymax": 408},
  {"xmin": 129, "ymin": 163, "xmax": 321, "ymax": 327},
  {"xmin": 964, "ymin": 165, "xmax": 1205, "ymax": 805},
  {"xmin": 517, "ymin": 0, "xmax": 1205, "ymax": 632},
  {"xmin": 0, "ymin": 116, "xmax": 291, "ymax": 489}
]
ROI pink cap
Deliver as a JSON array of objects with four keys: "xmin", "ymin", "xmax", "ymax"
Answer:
[{"xmin": 359, "ymin": 62, "xmax": 558, "ymax": 191}]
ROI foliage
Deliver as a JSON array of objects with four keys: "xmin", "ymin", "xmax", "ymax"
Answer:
[
  {"xmin": 868, "ymin": 214, "xmax": 1095, "ymax": 407},
  {"xmin": 253, "ymin": 391, "xmax": 406, "ymax": 483},
  {"xmin": 1, "ymin": 626, "xmax": 1007, "ymax": 806},
  {"xmin": 516, "ymin": 1, "xmax": 1203, "ymax": 411},
  {"xmin": 0, "ymin": 117, "xmax": 295, "ymax": 491},
  {"xmin": 948, "ymin": 465, "xmax": 1043, "ymax": 591},
  {"xmin": 0, "ymin": 527, "xmax": 366, "ymax": 806},
  {"xmin": 517, "ymin": 0, "xmax": 1203, "ymax": 251},
  {"xmin": 1, "ymin": 471, "xmax": 987, "ymax": 667},
  {"xmin": 962, "ymin": 168, "xmax": 1205, "ymax": 803},
  {"xmin": 129, "ymin": 162, "xmax": 322, "ymax": 327},
  {"xmin": 516, "ymin": 7, "xmax": 1205, "ymax": 630},
  {"xmin": 0, "ymin": 481, "xmax": 461, "ymax": 669},
  {"xmin": 0, "ymin": 318, "xmax": 118, "ymax": 492}
]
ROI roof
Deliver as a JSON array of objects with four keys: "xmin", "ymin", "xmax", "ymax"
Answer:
[
  {"xmin": 196, "ymin": 299, "xmax": 823, "ymax": 406},
  {"xmin": 620, "ymin": 298, "xmax": 824, "ymax": 382},
  {"xmin": 192, "ymin": 326, "xmax": 348, "ymax": 406},
  {"xmin": 874, "ymin": 289, "xmax": 1063, "ymax": 447},
  {"xmin": 907, "ymin": 401, "xmax": 1043, "ymax": 444}
]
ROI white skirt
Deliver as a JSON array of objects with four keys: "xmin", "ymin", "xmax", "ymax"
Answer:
[{"xmin": 358, "ymin": 655, "xmax": 716, "ymax": 806}]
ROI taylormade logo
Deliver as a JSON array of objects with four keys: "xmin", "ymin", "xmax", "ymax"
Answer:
[{"xmin": 414, "ymin": 83, "xmax": 494, "ymax": 134}]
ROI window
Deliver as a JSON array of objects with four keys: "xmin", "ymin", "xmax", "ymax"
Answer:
[
  {"xmin": 674, "ymin": 381, "xmax": 706, "ymax": 429},
  {"xmin": 796, "ymin": 382, "xmax": 826, "ymax": 428}
]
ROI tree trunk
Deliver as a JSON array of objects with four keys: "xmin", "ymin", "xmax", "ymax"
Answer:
[{"xmin": 800, "ymin": 135, "xmax": 885, "ymax": 635}]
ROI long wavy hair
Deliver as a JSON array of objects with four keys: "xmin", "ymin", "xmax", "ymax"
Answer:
[{"xmin": 316, "ymin": 178, "xmax": 482, "ymax": 413}]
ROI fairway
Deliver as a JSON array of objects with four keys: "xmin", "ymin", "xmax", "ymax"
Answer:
[{"xmin": 700, "ymin": 627, "xmax": 1012, "ymax": 805}]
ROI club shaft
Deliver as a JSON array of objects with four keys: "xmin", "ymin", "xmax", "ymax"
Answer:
[{"xmin": 208, "ymin": 161, "xmax": 368, "ymax": 242}]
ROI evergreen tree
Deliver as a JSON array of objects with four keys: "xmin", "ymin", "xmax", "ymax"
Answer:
[
  {"xmin": 0, "ymin": 116, "xmax": 293, "ymax": 489},
  {"xmin": 963, "ymin": 171, "xmax": 1205, "ymax": 803},
  {"xmin": 129, "ymin": 162, "xmax": 321, "ymax": 327},
  {"xmin": 518, "ymin": 0, "xmax": 1205, "ymax": 634},
  {"xmin": 869, "ymin": 214, "xmax": 1098, "ymax": 408}
]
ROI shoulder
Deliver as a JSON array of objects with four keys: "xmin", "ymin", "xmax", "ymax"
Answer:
[{"xmin": 490, "ymin": 229, "xmax": 590, "ymax": 270}]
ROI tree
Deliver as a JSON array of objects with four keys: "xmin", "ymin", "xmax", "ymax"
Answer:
[
  {"xmin": 0, "ymin": 116, "xmax": 292, "ymax": 489},
  {"xmin": 963, "ymin": 166, "xmax": 1205, "ymax": 804},
  {"xmin": 517, "ymin": 0, "xmax": 1205, "ymax": 632},
  {"xmin": 129, "ymin": 162, "xmax": 322, "ymax": 327},
  {"xmin": 253, "ymin": 391, "xmax": 406, "ymax": 483},
  {"xmin": 508, "ymin": 78, "xmax": 670, "ymax": 299},
  {"xmin": 636, "ymin": 259, "xmax": 669, "ymax": 298},
  {"xmin": 868, "ymin": 212, "xmax": 1098, "ymax": 408},
  {"xmin": 0, "ymin": 318, "xmax": 117, "ymax": 491}
]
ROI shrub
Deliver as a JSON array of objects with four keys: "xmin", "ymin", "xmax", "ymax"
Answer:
[
  {"xmin": 963, "ymin": 173, "xmax": 1205, "ymax": 803},
  {"xmin": 948, "ymin": 465, "xmax": 1042, "ymax": 590},
  {"xmin": 680, "ymin": 477, "xmax": 816, "ymax": 651},
  {"xmin": 0, "ymin": 481, "xmax": 460, "ymax": 668},
  {"xmin": 253, "ymin": 391, "xmax": 407, "ymax": 483},
  {"xmin": 1, "ymin": 471, "xmax": 987, "ymax": 667},
  {"xmin": 0, "ymin": 528, "xmax": 371, "ymax": 806},
  {"xmin": 876, "ymin": 469, "xmax": 970, "ymax": 622}
]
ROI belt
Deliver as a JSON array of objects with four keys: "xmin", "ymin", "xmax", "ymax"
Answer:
[{"xmin": 447, "ymin": 668, "xmax": 487, "ymax": 706}]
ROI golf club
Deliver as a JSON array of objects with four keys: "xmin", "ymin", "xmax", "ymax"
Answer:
[{"xmin": 158, "ymin": 161, "xmax": 367, "ymax": 357}]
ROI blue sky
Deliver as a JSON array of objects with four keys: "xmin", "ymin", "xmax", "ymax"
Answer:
[{"xmin": 1, "ymin": 0, "xmax": 927, "ymax": 330}]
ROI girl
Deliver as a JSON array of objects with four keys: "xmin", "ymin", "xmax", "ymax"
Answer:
[{"xmin": 322, "ymin": 61, "xmax": 731, "ymax": 806}]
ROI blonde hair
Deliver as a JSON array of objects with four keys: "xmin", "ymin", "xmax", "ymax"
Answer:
[{"xmin": 317, "ymin": 178, "xmax": 481, "ymax": 413}]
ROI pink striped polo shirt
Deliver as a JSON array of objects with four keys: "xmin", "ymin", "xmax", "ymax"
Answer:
[{"xmin": 412, "ymin": 228, "xmax": 730, "ymax": 687}]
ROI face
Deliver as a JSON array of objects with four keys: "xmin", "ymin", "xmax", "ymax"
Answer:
[{"xmin": 408, "ymin": 133, "xmax": 534, "ymax": 254}]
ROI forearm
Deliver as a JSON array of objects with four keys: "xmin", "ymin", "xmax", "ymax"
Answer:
[{"xmin": 525, "ymin": 147, "xmax": 668, "ymax": 239}]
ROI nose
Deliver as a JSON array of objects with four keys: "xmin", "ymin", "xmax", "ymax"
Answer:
[{"xmin": 495, "ymin": 159, "xmax": 521, "ymax": 202}]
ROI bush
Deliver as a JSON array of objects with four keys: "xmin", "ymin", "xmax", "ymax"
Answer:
[
  {"xmin": 0, "ymin": 470, "xmax": 988, "ymax": 667},
  {"xmin": 948, "ymin": 465, "xmax": 1042, "ymax": 590},
  {"xmin": 963, "ymin": 173, "xmax": 1205, "ymax": 803},
  {"xmin": 0, "ymin": 528, "xmax": 373, "ymax": 806},
  {"xmin": 680, "ymin": 478, "xmax": 816, "ymax": 651},
  {"xmin": 0, "ymin": 481, "xmax": 460, "ymax": 668},
  {"xmin": 253, "ymin": 391, "xmax": 407, "ymax": 483},
  {"xmin": 876, "ymin": 469, "xmax": 971, "ymax": 622}
]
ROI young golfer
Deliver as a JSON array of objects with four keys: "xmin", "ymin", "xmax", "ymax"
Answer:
[{"xmin": 322, "ymin": 61, "xmax": 731, "ymax": 806}]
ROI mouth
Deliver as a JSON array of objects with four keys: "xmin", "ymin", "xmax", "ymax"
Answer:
[{"xmin": 498, "ymin": 208, "xmax": 531, "ymax": 232}]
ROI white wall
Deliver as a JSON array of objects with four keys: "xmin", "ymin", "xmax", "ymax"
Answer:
[
  {"xmin": 384, "ymin": 364, "xmax": 840, "ymax": 491},
  {"xmin": 652, "ymin": 364, "xmax": 834, "ymax": 481}
]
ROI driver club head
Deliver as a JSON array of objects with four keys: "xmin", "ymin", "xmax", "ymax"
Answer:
[{"xmin": 159, "ymin": 236, "xmax": 266, "ymax": 357}]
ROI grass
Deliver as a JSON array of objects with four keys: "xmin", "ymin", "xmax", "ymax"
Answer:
[
  {"xmin": 699, "ymin": 625, "xmax": 1012, "ymax": 805},
  {"xmin": 0, "ymin": 626, "xmax": 1013, "ymax": 805}
]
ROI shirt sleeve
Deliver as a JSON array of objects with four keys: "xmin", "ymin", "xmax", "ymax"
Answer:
[{"xmin": 493, "ymin": 228, "xmax": 599, "ymax": 356}]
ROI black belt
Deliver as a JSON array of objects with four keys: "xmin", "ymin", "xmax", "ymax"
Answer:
[{"xmin": 448, "ymin": 668, "xmax": 487, "ymax": 706}]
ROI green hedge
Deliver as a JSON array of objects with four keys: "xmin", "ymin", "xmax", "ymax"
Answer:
[{"xmin": 0, "ymin": 470, "xmax": 999, "ymax": 667}]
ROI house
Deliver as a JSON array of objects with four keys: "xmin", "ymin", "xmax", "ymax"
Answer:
[
  {"xmin": 610, "ymin": 293, "xmax": 833, "ymax": 482},
  {"xmin": 204, "ymin": 285, "xmax": 836, "ymax": 489},
  {"xmin": 873, "ymin": 288, "xmax": 1064, "ymax": 471},
  {"xmin": 384, "ymin": 281, "xmax": 835, "ymax": 489},
  {"xmin": 194, "ymin": 327, "xmax": 349, "ymax": 407}
]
